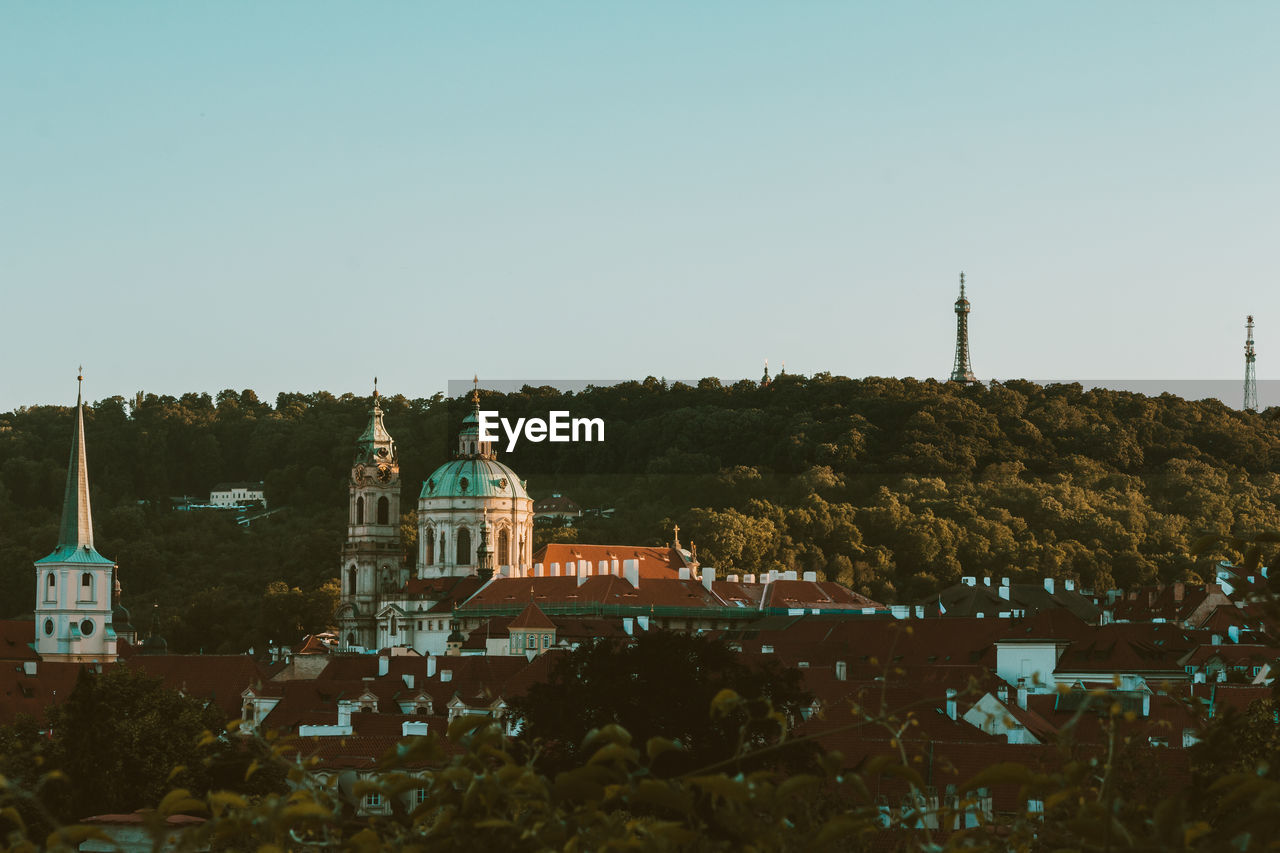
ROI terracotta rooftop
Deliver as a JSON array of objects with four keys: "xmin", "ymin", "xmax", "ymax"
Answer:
[
  {"xmin": 531, "ymin": 543, "xmax": 689, "ymax": 579},
  {"xmin": 509, "ymin": 602, "xmax": 557, "ymax": 630}
]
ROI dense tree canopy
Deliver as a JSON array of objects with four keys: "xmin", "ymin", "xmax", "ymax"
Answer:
[{"xmin": 2, "ymin": 377, "xmax": 1278, "ymax": 646}]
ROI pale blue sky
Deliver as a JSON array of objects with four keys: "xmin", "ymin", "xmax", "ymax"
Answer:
[{"xmin": 3, "ymin": 3, "xmax": 1277, "ymax": 410}]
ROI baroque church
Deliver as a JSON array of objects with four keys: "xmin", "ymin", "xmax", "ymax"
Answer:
[{"xmin": 335, "ymin": 385, "xmax": 534, "ymax": 654}]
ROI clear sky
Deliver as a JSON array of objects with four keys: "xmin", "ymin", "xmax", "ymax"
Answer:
[{"xmin": 3, "ymin": 2, "xmax": 1278, "ymax": 410}]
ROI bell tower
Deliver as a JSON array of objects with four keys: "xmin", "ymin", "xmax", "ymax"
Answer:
[
  {"xmin": 34, "ymin": 371, "xmax": 118, "ymax": 662},
  {"xmin": 337, "ymin": 382, "xmax": 404, "ymax": 650}
]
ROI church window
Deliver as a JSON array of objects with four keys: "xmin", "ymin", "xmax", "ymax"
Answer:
[
  {"xmin": 459, "ymin": 477, "xmax": 469, "ymax": 494},
  {"xmin": 390, "ymin": 617, "xmax": 397, "ymax": 636},
  {"xmin": 44, "ymin": 619, "xmax": 53, "ymax": 636},
  {"xmin": 417, "ymin": 620, "xmax": 422, "ymax": 630},
  {"xmin": 457, "ymin": 528, "xmax": 471, "ymax": 564},
  {"xmin": 80, "ymin": 619, "xmax": 94, "ymax": 636},
  {"xmin": 356, "ymin": 496, "xmax": 365, "ymax": 524},
  {"xmin": 426, "ymin": 529, "xmax": 435, "ymax": 565},
  {"xmin": 348, "ymin": 566, "xmax": 358, "ymax": 596},
  {"xmin": 498, "ymin": 529, "xmax": 510, "ymax": 566},
  {"xmin": 81, "ymin": 573, "xmax": 91, "ymax": 587},
  {"xmin": 244, "ymin": 704, "xmax": 255, "ymax": 723},
  {"xmin": 377, "ymin": 496, "xmax": 389, "ymax": 525},
  {"xmin": 347, "ymin": 632, "xmax": 357, "ymax": 647}
]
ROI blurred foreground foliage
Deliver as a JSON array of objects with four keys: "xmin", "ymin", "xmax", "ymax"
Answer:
[{"xmin": 5, "ymin": 681, "xmax": 1280, "ymax": 851}]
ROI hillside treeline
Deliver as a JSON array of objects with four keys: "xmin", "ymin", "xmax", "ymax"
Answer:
[{"xmin": 1, "ymin": 376, "xmax": 1276, "ymax": 650}]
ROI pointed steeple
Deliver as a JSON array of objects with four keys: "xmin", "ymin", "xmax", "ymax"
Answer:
[
  {"xmin": 57, "ymin": 369, "xmax": 95, "ymax": 550},
  {"xmin": 355, "ymin": 378, "xmax": 397, "ymax": 464}
]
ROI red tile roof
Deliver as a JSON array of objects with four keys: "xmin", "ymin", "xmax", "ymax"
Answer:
[
  {"xmin": 531, "ymin": 544, "xmax": 688, "ymax": 579},
  {"xmin": 462, "ymin": 575, "xmax": 727, "ymax": 610},
  {"xmin": 0, "ymin": 620, "xmax": 37, "ymax": 662},
  {"xmin": 509, "ymin": 603, "xmax": 557, "ymax": 630}
]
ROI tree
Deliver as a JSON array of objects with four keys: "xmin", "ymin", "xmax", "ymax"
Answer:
[
  {"xmin": 46, "ymin": 664, "xmax": 225, "ymax": 819},
  {"xmin": 509, "ymin": 632, "xmax": 813, "ymax": 776}
]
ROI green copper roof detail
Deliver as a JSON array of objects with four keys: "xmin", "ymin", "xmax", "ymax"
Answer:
[{"xmin": 355, "ymin": 392, "xmax": 397, "ymax": 464}]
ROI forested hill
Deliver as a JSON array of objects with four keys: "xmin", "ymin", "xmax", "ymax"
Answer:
[{"xmin": 1, "ymin": 377, "xmax": 1276, "ymax": 652}]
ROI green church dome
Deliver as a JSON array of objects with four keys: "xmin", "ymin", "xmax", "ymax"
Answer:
[{"xmin": 421, "ymin": 458, "xmax": 529, "ymax": 501}]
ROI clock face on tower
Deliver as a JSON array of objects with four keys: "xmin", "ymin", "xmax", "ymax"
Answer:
[
  {"xmin": 377, "ymin": 465, "xmax": 392, "ymax": 483},
  {"xmin": 353, "ymin": 467, "xmax": 366, "ymax": 484}
]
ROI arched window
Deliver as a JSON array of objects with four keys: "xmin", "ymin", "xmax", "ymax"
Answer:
[
  {"xmin": 81, "ymin": 573, "xmax": 92, "ymax": 587},
  {"xmin": 348, "ymin": 565, "xmax": 358, "ymax": 595},
  {"xmin": 390, "ymin": 617, "xmax": 397, "ymax": 636},
  {"xmin": 377, "ymin": 496, "xmax": 389, "ymax": 525},
  {"xmin": 426, "ymin": 529, "xmax": 435, "ymax": 565},
  {"xmin": 347, "ymin": 632, "xmax": 357, "ymax": 647},
  {"xmin": 356, "ymin": 496, "xmax": 365, "ymax": 524},
  {"xmin": 498, "ymin": 529, "xmax": 510, "ymax": 566},
  {"xmin": 456, "ymin": 527, "xmax": 471, "ymax": 565}
]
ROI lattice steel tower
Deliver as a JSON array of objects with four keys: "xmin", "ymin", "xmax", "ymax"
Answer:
[
  {"xmin": 1244, "ymin": 314, "xmax": 1258, "ymax": 412},
  {"xmin": 949, "ymin": 272, "xmax": 978, "ymax": 384}
]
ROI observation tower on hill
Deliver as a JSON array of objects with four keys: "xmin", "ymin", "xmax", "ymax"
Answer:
[
  {"xmin": 949, "ymin": 272, "xmax": 978, "ymax": 384},
  {"xmin": 1244, "ymin": 315, "xmax": 1258, "ymax": 412}
]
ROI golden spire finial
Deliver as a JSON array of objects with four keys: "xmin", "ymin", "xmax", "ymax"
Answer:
[{"xmin": 471, "ymin": 375, "xmax": 480, "ymax": 407}]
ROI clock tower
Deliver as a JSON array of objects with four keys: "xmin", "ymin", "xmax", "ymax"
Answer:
[
  {"xmin": 34, "ymin": 372, "xmax": 118, "ymax": 662},
  {"xmin": 336, "ymin": 384, "xmax": 404, "ymax": 650}
]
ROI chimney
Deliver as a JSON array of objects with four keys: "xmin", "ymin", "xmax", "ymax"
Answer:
[
  {"xmin": 337, "ymin": 701, "xmax": 352, "ymax": 727},
  {"xmin": 1043, "ymin": 578, "xmax": 1055, "ymax": 594},
  {"xmin": 803, "ymin": 571, "xmax": 818, "ymax": 582},
  {"xmin": 703, "ymin": 566, "xmax": 716, "ymax": 590},
  {"xmin": 579, "ymin": 559, "xmax": 590, "ymax": 577},
  {"xmin": 624, "ymin": 558, "xmax": 640, "ymax": 589},
  {"xmin": 744, "ymin": 573, "xmax": 756, "ymax": 584},
  {"xmin": 534, "ymin": 562, "xmax": 544, "ymax": 577},
  {"xmin": 1016, "ymin": 679, "xmax": 1028, "ymax": 710},
  {"xmin": 1142, "ymin": 690, "xmax": 1151, "ymax": 717},
  {"xmin": 551, "ymin": 562, "xmax": 561, "ymax": 577},
  {"xmin": 997, "ymin": 684, "xmax": 1009, "ymax": 704},
  {"xmin": 1001, "ymin": 577, "xmax": 1010, "ymax": 586},
  {"xmin": 835, "ymin": 660, "xmax": 847, "ymax": 681},
  {"xmin": 402, "ymin": 720, "xmax": 430, "ymax": 736},
  {"xmin": 577, "ymin": 570, "xmax": 589, "ymax": 588},
  {"xmin": 441, "ymin": 670, "xmax": 453, "ymax": 683},
  {"xmin": 427, "ymin": 656, "xmax": 437, "ymax": 678},
  {"xmin": 636, "ymin": 615, "xmax": 650, "ymax": 631},
  {"xmin": 1064, "ymin": 579, "xmax": 1075, "ymax": 592},
  {"xmin": 1173, "ymin": 582, "xmax": 1185, "ymax": 603},
  {"xmin": 679, "ymin": 568, "xmax": 691, "ymax": 580},
  {"xmin": 611, "ymin": 558, "xmax": 620, "ymax": 576},
  {"xmin": 402, "ymin": 674, "xmax": 415, "ymax": 689},
  {"xmin": 983, "ymin": 577, "xmax": 991, "ymax": 587},
  {"xmin": 598, "ymin": 560, "xmax": 608, "ymax": 576},
  {"xmin": 961, "ymin": 576, "xmax": 976, "ymax": 587},
  {"xmin": 378, "ymin": 655, "xmax": 389, "ymax": 677},
  {"xmin": 622, "ymin": 617, "xmax": 634, "ymax": 636},
  {"xmin": 998, "ymin": 586, "xmax": 1010, "ymax": 601},
  {"xmin": 945, "ymin": 689, "xmax": 957, "ymax": 720}
]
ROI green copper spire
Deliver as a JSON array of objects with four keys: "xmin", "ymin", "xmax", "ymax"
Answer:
[
  {"xmin": 355, "ymin": 379, "xmax": 397, "ymax": 464},
  {"xmin": 57, "ymin": 369, "xmax": 94, "ymax": 550}
]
